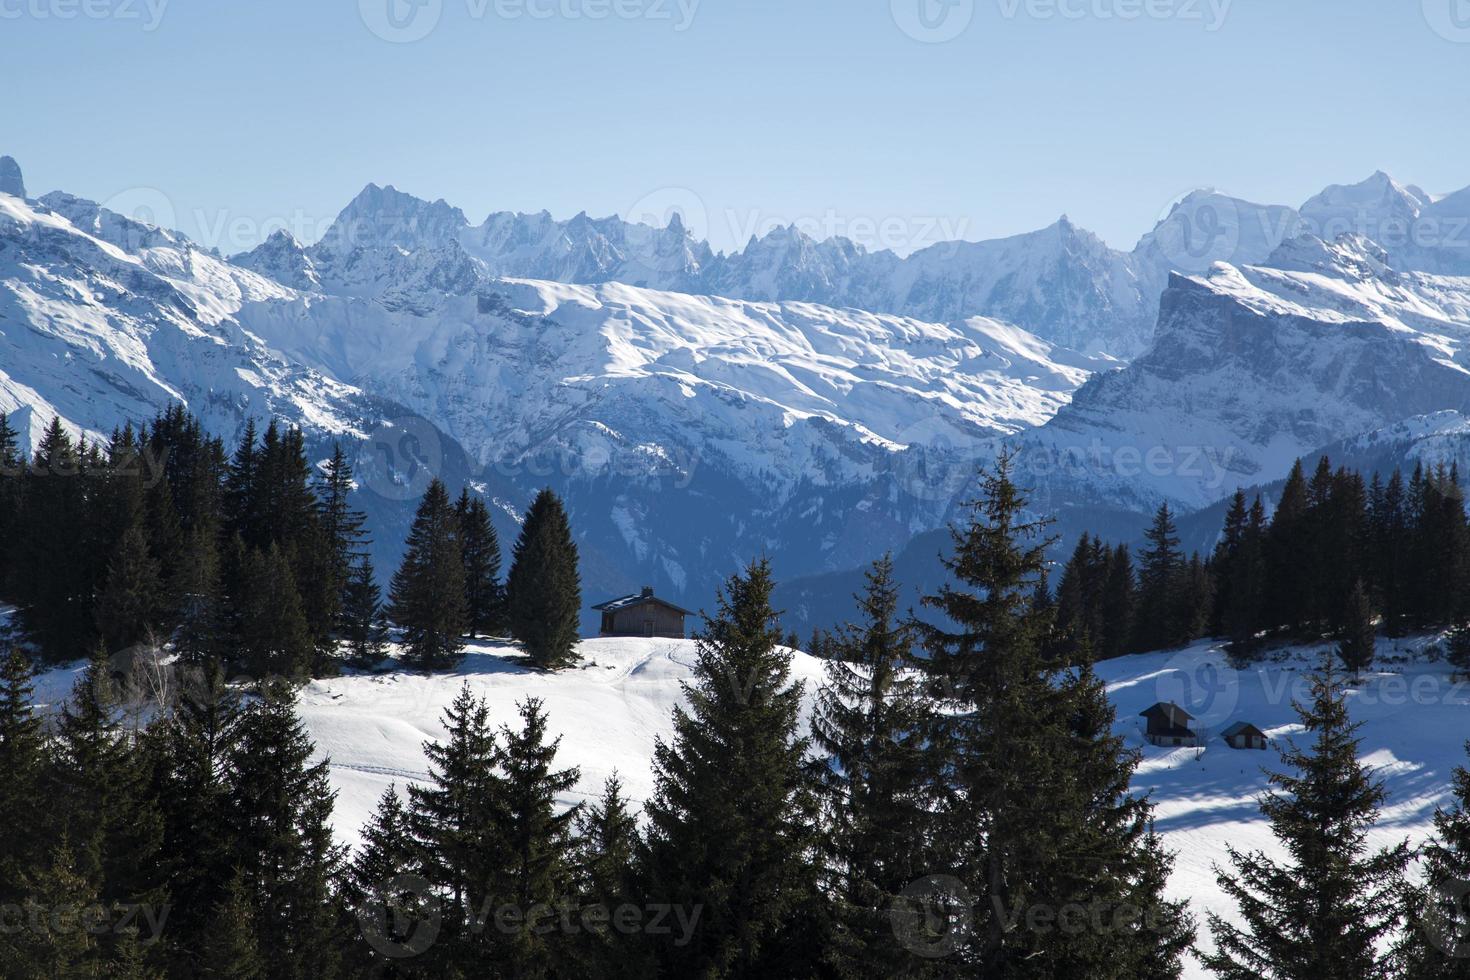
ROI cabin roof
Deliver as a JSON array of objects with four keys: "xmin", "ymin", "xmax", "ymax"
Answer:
[
  {"xmin": 591, "ymin": 590, "xmax": 694, "ymax": 616},
  {"xmin": 1221, "ymin": 722, "xmax": 1266, "ymax": 739},
  {"xmin": 1139, "ymin": 701, "xmax": 1194, "ymax": 722}
]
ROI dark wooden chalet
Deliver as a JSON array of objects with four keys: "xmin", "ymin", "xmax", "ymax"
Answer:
[
  {"xmin": 592, "ymin": 587, "xmax": 692, "ymax": 639},
  {"xmin": 1139, "ymin": 701, "xmax": 1200, "ymax": 747},
  {"xmin": 1221, "ymin": 721, "xmax": 1268, "ymax": 750}
]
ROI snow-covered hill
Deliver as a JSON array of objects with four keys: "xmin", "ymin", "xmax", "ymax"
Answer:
[
  {"xmin": 28, "ymin": 631, "xmax": 1468, "ymax": 979},
  {"xmin": 259, "ymin": 634, "xmax": 1470, "ymax": 979}
]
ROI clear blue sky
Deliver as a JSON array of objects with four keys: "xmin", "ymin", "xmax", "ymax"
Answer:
[{"xmin": 4, "ymin": 0, "xmax": 1469, "ymax": 256}]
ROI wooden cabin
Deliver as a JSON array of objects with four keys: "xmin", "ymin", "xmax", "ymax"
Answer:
[
  {"xmin": 1139, "ymin": 701, "xmax": 1200, "ymax": 747},
  {"xmin": 1221, "ymin": 721, "xmax": 1268, "ymax": 750},
  {"xmin": 592, "ymin": 587, "xmax": 692, "ymax": 639}
]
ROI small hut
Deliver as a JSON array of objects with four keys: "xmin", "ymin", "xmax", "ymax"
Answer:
[
  {"xmin": 1221, "ymin": 721, "xmax": 1268, "ymax": 750},
  {"xmin": 592, "ymin": 587, "xmax": 692, "ymax": 639},
  {"xmin": 1139, "ymin": 701, "xmax": 1200, "ymax": 747}
]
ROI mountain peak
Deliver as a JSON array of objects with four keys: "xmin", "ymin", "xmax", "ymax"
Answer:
[{"xmin": 0, "ymin": 156, "xmax": 24, "ymax": 199}]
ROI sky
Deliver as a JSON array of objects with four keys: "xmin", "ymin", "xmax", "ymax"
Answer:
[{"xmin": 3, "ymin": 0, "xmax": 1470, "ymax": 257}]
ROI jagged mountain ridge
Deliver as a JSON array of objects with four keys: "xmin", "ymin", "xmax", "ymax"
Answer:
[{"xmin": 236, "ymin": 170, "xmax": 1470, "ymax": 359}]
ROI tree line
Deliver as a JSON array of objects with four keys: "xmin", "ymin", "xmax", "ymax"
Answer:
[
  {"xmin": 5, "ymin": 421, "xmax": 1470, "ymax": 976},
  {"xmin": 0, "ymin": 408, "xmax": 585, "ymax": 678},
  {"xmin": 1049, "ymin": 455, "xmax": 1470, "ymax": 674}
]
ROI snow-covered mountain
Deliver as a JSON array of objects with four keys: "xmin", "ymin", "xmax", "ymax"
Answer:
[
  {"xmin": 0, "ymin": 160, "xmax": 486, "ymax": 588},
  {"xmin": 1016, "ymin": 233, "xmax": 1470, "ymax": 515},
  {"xmin": 3, "ymin": 158, "xmax": 1110, "ymax": 620},
  {"xmin": 233, "ymin": 264, "xmax": 1104, "ymax": 601},
  {"xmin": 13, "ymin": 151, "xmax": 1470, "ymax": 630},
  {"xmin": 0, "ymin": 179, "xmax": 362, "ymax": 453}
]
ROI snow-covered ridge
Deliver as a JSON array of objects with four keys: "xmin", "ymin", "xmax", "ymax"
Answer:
[
  {"xmin": 1017, "ymin": 235, "xmax": 1470, "ymax": 513},
  {"xmin": 0, "ymin": 188, "xmax": 368, "ymax": 453}
]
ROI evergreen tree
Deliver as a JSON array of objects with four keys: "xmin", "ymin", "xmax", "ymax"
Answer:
[
  {"xmin": 1137, "ymin": 503, "xmax": 1184, "ymax": 651},
  {"xmin": 457, "ymin": 487, "xmax": 505, "ymax": 637},
  {"xmin": 639, "ymin": 559, "xmax": 821, "ymax": 978},
  {"xmin": 225, "ymin": 683, "xmax": 345, "ymax": 980},
  {"xmin": 1204, "ymin": 654, "xmax": 1409, "ymax": 979},
  {"xmin": 572, "ymin": 774, "xmax": 647, "ymax": 979},
  {"xmin": 51, "ymin": 647, "xmax": 166, "ymax": 911},
  {"xmin": 389, "ymin": 478, "xmax": 467, "ymax": 672},
  {"xmin": 342, "ymin": 556, "xmax": 389, "ymax": 670},
  {"xmin": 318, "ymin": 443, "xmax": 367, "ymax": 623},
  {"xmin": 505, "ymin": 488, "xmax": 583, "ymax": 670},
  {"xmin": 153, "ymin": 664, "xmax": 244, "ymax": 969},
  {"xmin": 237, "ymin": 542, "xmax": 314, "ymax": 681},
  {"xmin": 1100, "ymin": 544, "xmax": 1136, "ymax": 661},
  {"xmin": 1398, "ymin": 739, "xmax": 1470, "ymax": 977},
  {"xmin": 96, "ymin": 524, "xmax": 164, "ymax": 652},
  {"xmin": 811, "ymin": 555, "xmax": 936, "ymax": 978},
  {"xmin": 174, "ymin": 524, "xmax": 223, "ymax": 666},
  {"xmin": 493, "ymin": 697, "xmax": 582, "ymax": 978},
  {"xmin": 16, "ymin": 417, "xmax": 95, "ymax": 662},
  {"xmin": 198, "ymin": 872, "xmax": 266, "ymax": 980},
  {"xmin": 346, "ymin": 785, "xmax": 431, "ymax": 976},
  {"xmin": 916, "ymin": 454, "xmax": 1191, "ymax": 976},
  {"xmin": 0, "ymin": 840, "xmax": 105, "ymax": 977},
  {"xmin": 1266, "ymin": 460, "xmax": 1312, "ymax": 632},
  {"xmin": 0, "ymin": 648, "xmax": 47, "ymax": 903},
  {"xmin": 1223, "ymin": 496, "xmax": 1268, "ymax": 660},
  {"xmin": 407, "ymin": 683, "xmax": 504, "ymax": 966},
  {"xmin": 1338, "ymin": 579, "xmax": 1377, "ymax": 678}
]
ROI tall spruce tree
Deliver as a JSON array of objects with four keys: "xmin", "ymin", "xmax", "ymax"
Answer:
[
  {"xmin": 1397, "ymin": 739, "xmax": 1470, "ymax": 976},
  {"xmin": 1338, "ymin": 579, "xmax": 1377, "ymax": 678},
  {"xmin": 505, "ymin": 488, "xmax": 583, "ymax": 670},
  {"xmin": 492, "ymin": 697, "xmax": 582, "ymax": 978},
  {"xmin": 1204, "ymin": 653, "xmax": 1409, "ymax": 979},
  {"xmin": 407, "ymin": 683, "xmax": 505, "ymax": 969},
  {"xmin": 811, "ymin": 554, "xmax": 936, "ymax": 978},
  {"xmin": 639, "ymin": 558, "xmax": 822, "ymax": 978},
  {"xmin": 1137, "ymin": 502, "xmax": 1185, "ymax": 651},
  {"xmin": 96, "ymin": 524, "xmax": 164, "ymax": 652},
  {"xmin": 346, "ymin": 784, "xmax": 430, "ymax": 976},
  {"xmin": 225, "ymin": 683, "xmax": 346, "ymax": 980},
  {"xmin": 573, "ymin": 774, "xmax": 647, "ymax": 979},
  {"xmin": 389, "ymin": 478, "xmax": 467, "ymax": 672},
  {"xmin": 51, "ymin": 647, "xmax": 166, "ymax": 912},
  {"xmin": 341, "ymin": 556, "xmax": 389, "ymax": 670},
  {"xmin": 456, "ymin": 488, "xmax": 506, "ymax": 638},
  {"xmin": 0, "ymin": 648, "xmax": 47, "ymax": 903},
  {"xmin": 153, "ymin": 664, "xmax": 245, "ymax": 973},
  {"xmin": 917, "ymin": 455, "xmax": 1191, "ymax": 976}
]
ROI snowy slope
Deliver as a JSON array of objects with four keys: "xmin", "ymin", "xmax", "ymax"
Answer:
[
  {"xmin": 28, "ymin": 630, "xmax": 1469, "ymax": 979},
  {"xmin": 282, "ymin": 634, "xmax": 1470, "ymax": 978}
]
